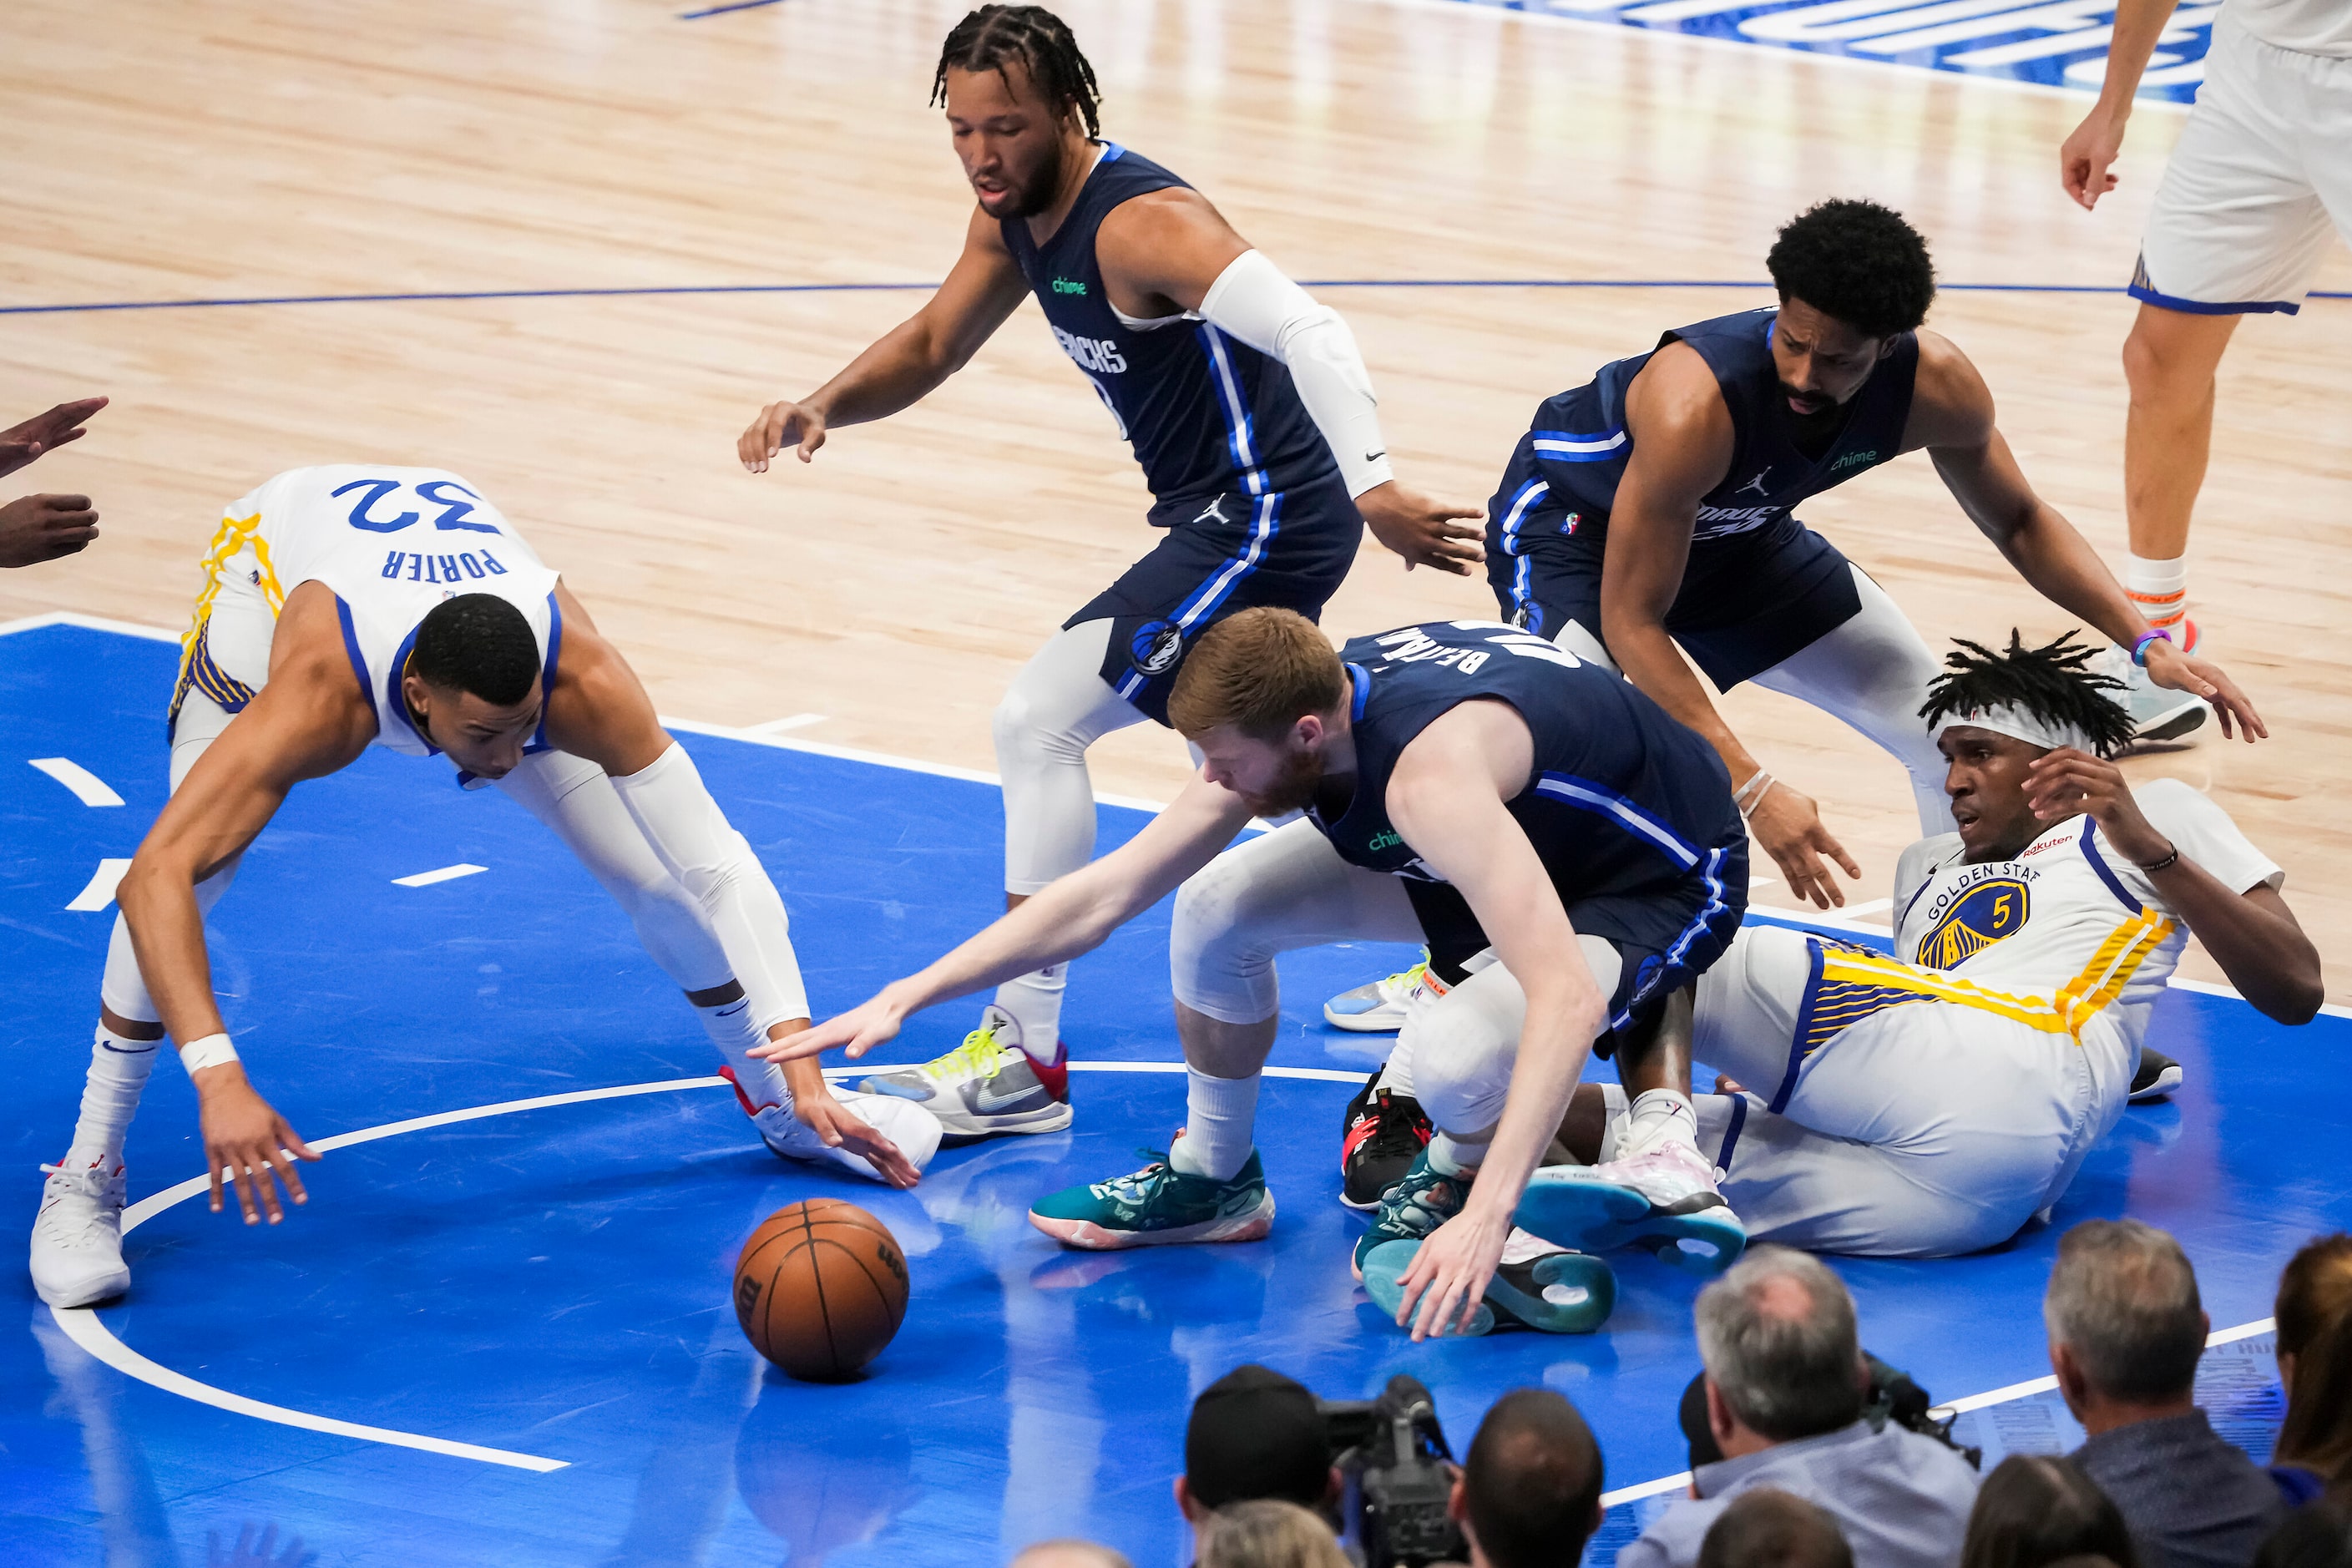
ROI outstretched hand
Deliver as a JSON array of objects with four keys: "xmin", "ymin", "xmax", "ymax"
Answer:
[
  {"xmin": 738, "ymin": 398, "xmax": 827, "ymax": 473},
  {"xmin": 2142, "ymin": 640, "xmax": 2265, "ymax": 742},
  {"xmin": 0, "ymin": 397, "xmax": 106, "ymax": 482},
  {"xmin": 751, "ymin": 989, "xmax": 908, "ymax": 1064},
  {"xmin": 1358, "ymin": 482, "xmax": 1485, "ymax": 575},
  {"xmin": 1745, "ymin": 781, "xmax": 1861, "ymax": 908},
  {"xmin": 1389, "ymin": 1203, "xmax": 1510, "ymax": 1341},
  {"xmin": 0, "ymin": 493, "xmax": 99, "ymax": 567},
  {"xmin": 796, "ymin": 1090, "xmax": 922, "ymax": 1189},
  {"xmin": 192, "ymin": 1065, "xmax": 321, "ymax": 1224}
]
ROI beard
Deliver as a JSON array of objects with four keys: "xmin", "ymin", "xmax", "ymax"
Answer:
[
  {"xmin": 1234, "ymin": 747, "xmax": 1323, "ymax": 818},
  {"xmin": 977, "ymin": 136, "xmax": 1066, "ymax": 221},
  {"xmin": 1777, "ymin": 379, "xmax": 1839, "ymax": 417}
]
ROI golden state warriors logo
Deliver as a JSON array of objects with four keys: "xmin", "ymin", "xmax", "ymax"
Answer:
[{"xmin": 1915, "ymin": 878, "xmax": 2030, "ymax": 970}]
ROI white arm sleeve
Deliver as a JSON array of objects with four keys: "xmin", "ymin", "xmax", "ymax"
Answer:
[
  {"xmin": 609, "ymin": 743, "xmax": 812, "ymax": 1032},
  {"xmin": 1197, "ymin": 249, "xmax": 1395, "ymax": 498}
]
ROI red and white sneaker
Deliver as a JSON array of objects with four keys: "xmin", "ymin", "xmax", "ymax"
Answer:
[
  {"xmin": 718, "ymin": 1067, "xmax": 945, "ymax": 1183},
  {"xmin": 31, "ymin": 1160, "xmax": 130, "ymax": 1308}
]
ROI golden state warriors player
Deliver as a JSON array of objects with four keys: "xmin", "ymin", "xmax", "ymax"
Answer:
[
  {"xmin": 1529, "ymin": 631, "xmax": 2321, "ymax": 1261},
  {"xmin": 28, "ymin": 466, "xmax": 943, "ymax": 1311},
  {"xmin": 733, "ymin": 6, "xmax": 1479, "ymax": 1145}
]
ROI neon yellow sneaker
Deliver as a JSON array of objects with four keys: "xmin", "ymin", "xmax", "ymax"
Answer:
[
  {"xmin": 1323, "ymin": 955, "xmax": 1434, "ymax": 1034},
  {"xmin": 858, "ymin": 1004, "xmax": 1072, "ymax": 1143}
]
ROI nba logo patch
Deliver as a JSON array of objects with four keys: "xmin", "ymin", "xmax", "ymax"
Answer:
[
  {"xmin": 1915, "ymin": 878, "xmax": 2030, "ymax": 969},
  {"xmin": 1130, "ymin": 620, "xmax": 1185, "ymax": 676}
]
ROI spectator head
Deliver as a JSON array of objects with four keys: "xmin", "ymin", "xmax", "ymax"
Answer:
[
  {"xmin": 1693, "ymin": 1247, "xmax": 1869, "ymax": 1451},
  {"xmin": 1445, "ymin": 1388, "xmax": 1605, "ymax": 1568},
  {"xmin": 1176, "ymin": 1367, "xmax": 1341, "ymax": 1527},
  {"xmin": 1196, "ymin": 1500, "xmax": 1353, "ymax": 1568},
  {"xmin": 2275, "ymin": 1235, "xmax": 2352, "ymax": 1388},
  {"xmin": 1960, "ymin": 1455, "xmax": 2138, "ymax": 1568},
  {"xmin": 2254, "ymin": 1500, "xmax": 2352, "ymax": 1568},
  {"xmin": 1012, "ymin": 1544, "xmax": 1133, "ymax": 1568},
  {"xmin": 2044, "ymin": 1220, "xmax": 2208, "ymax": 1423},
  {"xmin": 2277, "ymin": 1302, "xmax": 2352, "ymax": 1487},
  {"xmin": 1698, "ymin": 1489, "xmax": 1854, "ymax": 1568}
]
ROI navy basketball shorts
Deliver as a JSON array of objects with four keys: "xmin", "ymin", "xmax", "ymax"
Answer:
[
  {"xmin": 1068, "ymin": 476, "xmax": 1361, "ymax": 726},
  {"xmin": 1485, "ymin": 508, "xmax": 1863, "ymax": 693},
  {"xmin": 1404, "ymin": 847, "xmax": 1749, "ymax": 1058}
]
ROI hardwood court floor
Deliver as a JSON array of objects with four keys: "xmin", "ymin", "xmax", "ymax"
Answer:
[{"xmin": 2, "ymin": 0, "xmax": 2346, "ymax": 992}]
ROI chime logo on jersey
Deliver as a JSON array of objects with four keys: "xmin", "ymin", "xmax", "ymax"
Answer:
[
  {"xmin": 1052, "ymin": 326, "xmax": 1127, "ymax": 375},
  {"xmin": 1130, "ymin": 620, "xmax": 1185, "ymax": 675},
  {"xmin": 1915, "ymin": 877, "xmax": 2031, "ymax": 970}
]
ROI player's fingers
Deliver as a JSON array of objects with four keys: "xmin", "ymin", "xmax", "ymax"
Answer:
[
  {"xmin": 207, "ymin": 1157, "xmax": 225, "ymax": 1214},
  {"xmin": 797, "ymin": 422, "xmax": 827, "ymax": 462},
  {"xmin": 230, "ymin": 1160, "xmax": 262, "ymax": 1225}
]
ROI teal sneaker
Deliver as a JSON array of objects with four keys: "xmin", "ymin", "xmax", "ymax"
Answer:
[
  {"xmin": 1029, "ymin": 1148, "xmax": 1276, "ymax": 1250},
  {"xmin": 1351, "ymin": 1150, "xmax": 1469, "ymax": 1277},
  {"xmin": 1360, "ymin": 1232, "xmax": 1616, "ymax": 1337},
  {"xmin": 1515, "ymin": 1141, "xmax": 1745, "ymax": 1277}
]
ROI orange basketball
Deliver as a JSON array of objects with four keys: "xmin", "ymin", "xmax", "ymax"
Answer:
[{"xmin": 733, "ymin": 1200, "xmax": 910, "ymax": 1381}]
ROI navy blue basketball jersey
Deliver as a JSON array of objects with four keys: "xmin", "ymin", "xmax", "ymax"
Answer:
[
  {"xmin": 1309, "ymin": 620, "xmax": 1746, "ymax": 983},
  {"xmin": 1496, "ymin": 307, "xmax": 1918, "ymax": 558},
  {"xmin": 999, "ymin": 144, "xmax": 1341, "ymax": 525}
]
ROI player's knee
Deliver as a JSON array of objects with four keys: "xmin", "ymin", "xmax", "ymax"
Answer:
[
  {"xmin": 992, "ymin": 682, "xmax": 1089, "ymax": 770},
  {"xmin": 2121, "ymin": 315, "xmax": 2205, "ymax": 404},
  {"xmin": 1169, "ymin": 866, "xmax": 1277, "ymax": 1004},
  {"xmin": 1404, "ymin": 1004, "xmax": 1515, "ymax": 1136}
]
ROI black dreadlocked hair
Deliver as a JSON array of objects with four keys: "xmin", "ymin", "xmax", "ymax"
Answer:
[
  {"xmin": 1918, "ymin": 629, "xmax": 2135, "ymax": 758},
  {"xmin": 933, "ymin": 6, "xmax": 1102, "ymax": 138}
]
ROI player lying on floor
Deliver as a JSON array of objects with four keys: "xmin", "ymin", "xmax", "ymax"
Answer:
[
  {"xmin": 1362, "ymin": 631, "xmax": 2322, "ymax": 1319},
  {"xmin": 29, "ymin": 466, "xmax": 942, "ymax": 1311},
  {"xmin": 766, "ymin": 607, "xmax": 1757, "ymax": 1341}
]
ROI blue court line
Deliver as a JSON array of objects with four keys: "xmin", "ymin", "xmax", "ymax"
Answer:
[
  {"xmin": 7, "ymin": 280, "xmax": 2345, "ymax": 317},
  {"xmin": 677, "ymin": 0, "xmax": 787, "ymax": 16}
]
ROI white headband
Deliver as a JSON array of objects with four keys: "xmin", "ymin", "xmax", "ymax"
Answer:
[{"xmin": 1934, "ymin": 702, "xmax": 2095, "ymax": 756}]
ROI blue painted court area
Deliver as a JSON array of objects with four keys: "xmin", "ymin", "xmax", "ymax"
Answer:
[{"xmin": 4, "ymin": 620, "xmax": 2344, "ymax": 1567}]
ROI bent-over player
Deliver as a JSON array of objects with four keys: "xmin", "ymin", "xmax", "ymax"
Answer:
[
  {"xmin": 765, "ymin": 609, "xmax": 1752, "ymax": 1340},
  {"xmin": 736, "ymin": 6, "xmax": 1479, "ymax": 1145},
  {"xmin": 1519, "ymin": 632, "xmax": 2320, "ymax": 1263},
  {"xmin": 29, "ymin": 465, "xmax": 943, "ymax": 1310}
]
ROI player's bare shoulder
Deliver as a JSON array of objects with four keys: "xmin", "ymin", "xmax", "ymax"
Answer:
[
  {"xmin": 1899, "ymin": 328, "xmax": 1996, "ymax": 453},
  {"xmin": 1619, "ymin": 340, "xmax": 1738, "ymax": 499}
]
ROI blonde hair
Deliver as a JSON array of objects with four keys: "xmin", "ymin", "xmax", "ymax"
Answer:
[
  {"xmin": 1196, "ymin": 1500, "xmax": 1351, "ymax": 1568},
  {"xmin": 1166, "ymin": 608, "xmax": 1347, "ymax": 741}
]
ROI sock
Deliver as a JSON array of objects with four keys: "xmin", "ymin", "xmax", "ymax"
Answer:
[
  {"xmin": 2125, "ymin": 553, "xmax": 2189, "ymax": 642},
  {"xmin": 1374, "ymin": 1036, "xmax": 1417, "ymax": 1100},
  {"xmin": 1621, "ymin": 1088, "xmax": 1698, "ymax": 1156},
  {"xmin": 1429, "ymin": 1132, "xmax": 1485, "ymax": 1175},
  {"xmin": 1167, "ymin": 1069, "xmax": 1259, "ymax": 1181},
  {"xmin": 695, "ymin": 994, "xmax": 790, "ymax": 1113},
  {"xmin": 993, "ymin": 964, "xmax": 1068, "ymax": 1067},
  {"xmin": 65, "ymin": 1024, "xmax": 162, "ymax": 1167},
  {"xmin": 1596, "ymin": 1084, "xmax": 1631, "ymax": 1164}
]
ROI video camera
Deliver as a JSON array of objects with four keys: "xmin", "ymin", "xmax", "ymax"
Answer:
[
  {"xmin": 1319, "ymin": 1374, "xmax": 1469, "ymax": 1568},
  {"xmin": 1677, "ymin": 1351, "xmax": 1982, "ymax": 1470}
]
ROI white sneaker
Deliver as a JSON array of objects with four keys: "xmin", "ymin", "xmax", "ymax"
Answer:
[
  {"xmin": 2099, "ymin": 624, "xmax": 2208, "ymax": 744},
  {"xmin": 31, "ymin": 1161, "xmax": 130, "ymax": 1308},
  {"xmin": 751, "ymin": 1090, "xmax": 944, "ymax": 1184},
  {"xmin": 1323, "ymin": 958, "xmax": 1436, "ymax": 1033},
  {"xmin": 857, "ymin": 1005, "xmax": 1074, "ymax": 1141},
  {"xmin": 1515, "ymin": 1139, "xmax": 1745, "ymax": 1276}
]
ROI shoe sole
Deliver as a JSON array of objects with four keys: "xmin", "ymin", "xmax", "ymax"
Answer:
[
  {"xmin": 1028, "ymin": 1191, "xmax": 1276, "ymax": 1251},
  {"xmin": 2132, "ymin": 701, "xmax": 2208, "ymax": 744},
  {"xmin": 1515, "ymin": 1173, "xmax": 1745, "ymax": 1277},
  {"xmin": 2128, "ymin": 1065, "xmax": 2184, "ymax": 1104},
  {"xmin": 1360, "ymin": 1241, "xmax": 1496, "ymax": 1336},
  {"xmin": 1322, "ymin": 1007, "xmax": 1404, "ymax": 1033},
  {"xmin": 1358, "ymin": 1242, "xmax": 1619, "ymax": 1335},
  {"xmin": 933, "ymin": 1103, "xmax": 1075, "ymax": 1145},
  {"xmin": 33, "ymin": 1267, "xmax": 130, "ymax": 1309}
]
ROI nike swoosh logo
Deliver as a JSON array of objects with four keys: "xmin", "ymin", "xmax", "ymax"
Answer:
[
  {"xmin": 972, "ymin": 1083, "xmax": 1044, "ymax": 1113},
  {"xmin": 1363, "ymin": 450, "xmax": 1385, "ymax": 462}
]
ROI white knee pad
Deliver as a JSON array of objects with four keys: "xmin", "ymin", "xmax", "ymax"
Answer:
[
  {"xmin": 104, "ymin": 692, "xmax": 243, "ymax": 1024},
  {"xmin": 1168, "ymin": 852, "xmax": 1285, "ymax": 1025},
  {"xmin": 994, "ymin": 621, "xmax": 1145, "ymax": 895},
  {"xmin": 1403, "ymin": 964, "xmax": 1529, "ymax": 1141}
]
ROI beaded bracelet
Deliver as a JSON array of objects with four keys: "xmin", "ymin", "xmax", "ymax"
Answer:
[{"xmin": 2131, "ymin": 628, "xmax": 2172, "ymax": 667}]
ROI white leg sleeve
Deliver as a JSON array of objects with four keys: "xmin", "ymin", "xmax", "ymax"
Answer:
[
  {"xmin": 1750, "ymin": 565, "xmax": 1955, "ymax": 835},
  {"xmin": 99, "ymin": 691, "xmax": 243, "ymax": 1024},
  {"xmin": 995, "ymin": 619, "xmax": 1147, "ymax": 895},
  {"xmin": 1409, "ymin": 937, "xmax": 1621, "ymax": 1149},
  {"xmin": 607, "ymin": 744, "xmax": 810, "ymax": 1034},
  {"xmin": 1169, "ymin": 818, "xmax": 1422, "ymax": 1024},
  {"xmin": 497, "ymin": 750, "xmax": 731, "ymax": 994}
]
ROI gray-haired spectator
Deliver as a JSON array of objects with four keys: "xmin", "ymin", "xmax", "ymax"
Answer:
[
  {"xmin": 1619, "ymin": 1247, "xmax": 1979, "ymax": 1568},
  {"xmin": 2045, "ymin": 1220, "xmax": 2282, "ymax": 1568},
  {"xmin": 1699, "ymin": 1490, "xmax": 1854, "ymax": 1568},
  {"xmin": 1011, "ymin": 1542, "xmax": 1134, "ymax": 1568}
]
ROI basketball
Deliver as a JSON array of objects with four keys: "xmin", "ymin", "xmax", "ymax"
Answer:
[{"xmin": 732, "ymin": 1200, "xmax": 911, "ymax": 1381}]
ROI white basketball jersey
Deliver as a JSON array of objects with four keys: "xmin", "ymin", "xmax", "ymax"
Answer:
[
  {"xmin": 2233, "ymin": 0, "xmax": 2352, "ymax": 58},
  {"xmin": 1891, "ymin": 781, "xmax": 2282, "ymax": 1050},
  {"xmin": 185, "ymin": 465, "xmax": 559, "ymax": 758}
]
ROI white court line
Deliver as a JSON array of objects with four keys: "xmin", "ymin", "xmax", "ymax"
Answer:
[
  {"xmin": 65, "ymin": 857, "xmax": 133, "ymax": 912},
  {"xmin": 29, "ymin": 756, "xmax": 124, "ymax": 807},
  {"xmin": 743, "ymin": 712, "xmax": 827, "ymax": 735},
  {"xmin": 392, "ymin": 862, "xmax": 488, "ymax": 888}
]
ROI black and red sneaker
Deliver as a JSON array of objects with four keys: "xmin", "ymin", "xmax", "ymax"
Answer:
[{"xmin": 1340, "ymin": 1071, "xmax": 1433, "ymax": 1211}]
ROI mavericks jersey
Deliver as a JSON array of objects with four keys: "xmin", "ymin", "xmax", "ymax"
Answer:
[
  {"xmin": 174, "ymin": 465, "xmax": 560, "ymax": 760},
  {"xmin": 999, "ymin": 143, "xmax": 1342, "ymax": 525},
  {"xmin": 1889, "ymin": 780, "xmax": 2283, "ymax": 1051}
]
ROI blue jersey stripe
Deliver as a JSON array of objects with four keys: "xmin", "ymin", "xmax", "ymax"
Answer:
[
  {"xmin": 1197, "ymin": 324, "xmax": 1270, "ymax": 498},
  {"xmin": 1530, "ymin": 772, "xmax": 1702, "ymax": 869},
  {"xmin": 1531, "ymin": 427, "xmax": 1627, "ymax": 462}
]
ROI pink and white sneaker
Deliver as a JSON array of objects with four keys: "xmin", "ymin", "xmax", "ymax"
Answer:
[{"xmin": 1515, "ymin": 1140, "xmax": 1745, "ymax": 1276}]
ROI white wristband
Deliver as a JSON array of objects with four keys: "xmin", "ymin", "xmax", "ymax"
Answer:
[{"xmin": 178, "ymin": 1033, "xmax": 239, "ymax": 1075}]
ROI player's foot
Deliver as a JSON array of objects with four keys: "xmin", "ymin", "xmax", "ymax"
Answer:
[
  {"xmin": 1029, "ymin": 1147, "xmax": 1275, "ymax": 1250},
  {"xmin": 1352, "ymin": 1149, "xmax": 1469, "ymax": 1277},
  {"xmin": 1516, "ymin": 1141, "xmax": 1745, "ymax": 1277},
  {"xmin": 2103, "ymin": 622, "xmax": 2208, "ymax": 744},
  {"xmin": 2129, "ymin": 1047, "xmax": 2183, "ymax": 1104},
  {"xmin": 857, "ymin": 1005, "xmax": 1072, "ymax": 1143},
  {"xmin": 739, "ymin": 1080, "xmax": 946, "ymax": 1184},
  {"xmin": 1322, "ymin": 956, "xmax": 1431, "ymax": 1033},
  {"xmin": 30, "ymin": 1160, "xmax": 130, "ymax": 1308},
  {"xmin": 1339, "ymin": 1073, "xmax": 1432, "ymax": 1211},
  {"xmin": 1359, "ymin": 1229, "xmax": 1616, "ymax": 1336}
]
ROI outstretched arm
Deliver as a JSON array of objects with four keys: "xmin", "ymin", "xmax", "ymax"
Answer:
[
  {"xmin": 1380, "ymin": 701, "xmax": 1611, "ymax": 1339},
  {"xmin": 2059, "ymin": 0, "xmax": 2183, "ymax": 209},
  {"xmin": 0, "ymin": 397, "xmax": 106, "ymax": 481},
  {"xmin": 757, "ymin": 771, "xmax": 1257, "ymax": 1063},
  {"xmin": 117, "ymin": 582, "xmax": 376, "ymax": 1222},
  {"xmin": 1913, "ymin": 333, "xmax": 2265, "ymax": 740},
  {"xmin": 1096, "ymin": 189, "xmax": 1484, "ymax": 574},
  {"xmin": 738, "ymin": 207, "xmax": 1032, "ymax": 470}
]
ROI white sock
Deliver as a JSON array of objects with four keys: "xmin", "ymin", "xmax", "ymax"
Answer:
[
  {"xmin": 695, "ymin": 994, "xmax": 791, "ymax": 1111},
  {"xmin": 1429, "ymin": 1132, "xmax": 1485, "ymax": 1175},
  {"xmin": 1621, "ymin": 1088, "xmax": 1699, "ymax": 1156},
  {"xmin": 1596, "ymin": 1084, "xmax": 1631, "ymax": 1163},
  {"xmin": 993, "ymin": 964, "xmax": 1068, "ymax": 1066},
  {"xmin": 1168, "ymin": 1069, "xmax": 1259, "ymax": 1181},
  {"xmin": 1374, "ymin": 1036, "xmax": 1416, "ymax": 1099},
  {"xmin": 2125, "ymin": 553, "xmax": 2189, "ymax": 640},
  {"xmin": 65, "ymin": 1024, "xmax": 162, "ymax": 1167}
]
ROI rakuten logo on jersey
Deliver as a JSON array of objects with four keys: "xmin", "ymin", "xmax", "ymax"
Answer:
[{"xmin": 1053, "ymin": 326, "xmax": 1127, "ymax": 375}]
